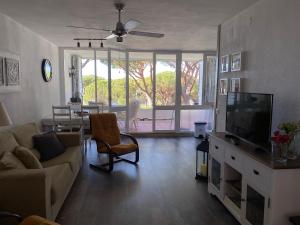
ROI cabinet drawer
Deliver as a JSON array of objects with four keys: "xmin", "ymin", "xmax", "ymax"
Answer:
[
  {"xmin": 244, "ymin": 157, "xmax": 272, "ymax": 192},
  {"xmin": 209, "ymin": 137, "xmax": 225, "ymax": 161},
  {"xmin": 225, "ymin": 147, "xmax": 244, "ymax": 171}
]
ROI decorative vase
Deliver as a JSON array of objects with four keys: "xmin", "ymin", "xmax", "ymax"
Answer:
[
  {"xmin": 287, "ymin": 135, "xmax": 298, "ymax": 160},
  {"xmin": 272, "ymin": 142, "xmax": 288, "ymax": 163}
]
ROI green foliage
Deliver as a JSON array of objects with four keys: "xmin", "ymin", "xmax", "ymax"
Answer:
[{"xmin": 82, "ymin": 71, "xmax": 177, "ymax": 106}]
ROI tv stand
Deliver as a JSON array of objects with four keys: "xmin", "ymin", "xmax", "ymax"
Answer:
[
  {"xmin": 224, "ymin": 134, "xmax": 240, "ymax": 145},
  {"xmin": 208, "ymin": 132, "xmax": 300, "ymax": 225}
]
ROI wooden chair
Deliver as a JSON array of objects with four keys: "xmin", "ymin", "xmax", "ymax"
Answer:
[
  {"xmin": 89, "ymin": 113, "xmax": 139, "ymax": 172},
  {"xmin": 52, "ymin": 106, "xmax": 81, "ymax": 132},
  {"xmin": 0, "ymin": 211, "xmax": 59, "ymax": 225}
]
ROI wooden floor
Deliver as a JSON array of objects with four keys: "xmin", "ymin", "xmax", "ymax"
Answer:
[{"xmin": 57, "ymin": 137, "xmax": 239, "ymax": 225}]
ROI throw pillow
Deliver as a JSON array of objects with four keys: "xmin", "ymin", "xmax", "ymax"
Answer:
[
  {"xmin": 33, "ymin": 131, "xmax": 65, "ymax": 161},
  {"xmin": 0, "ymin": 151, "xmax": 26, "ymax": 170},
  {"xmin": 14, "ymin": 146, "xmax": 43, "ymax": 169}
]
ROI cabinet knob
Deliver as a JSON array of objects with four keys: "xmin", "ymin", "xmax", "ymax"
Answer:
[
  {"xmin": 253, "ymin": 169, "xmax": 260, "ymax": 175},
  {"xmin": 215, "ymin": 145, "xmax": 219, "ymax": 149},
  {"xmin": 231, "ymin": 156, "xmax": 236, "ymax": 160}
]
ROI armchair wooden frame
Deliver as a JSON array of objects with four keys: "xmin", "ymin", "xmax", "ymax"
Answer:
[
  {"xmin": 0, "ymin": 211, "xmax": 22, "ymax": 223},
  {"xmin": 90, "ymin": 133, "xmax": 139, "ymax": 172}
]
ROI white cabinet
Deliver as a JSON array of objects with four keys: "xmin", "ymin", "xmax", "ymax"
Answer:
[{"xmin": 208, "ymin": 133, "xmax": 300, "ymax": 225}]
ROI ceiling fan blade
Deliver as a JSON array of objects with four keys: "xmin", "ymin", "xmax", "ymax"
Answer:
[
  {"xmin": 66, "ymin": 25, "xmax": 111, "ymax": 32},
  {"xmin": 128, "ymin": 31, "xmax": 164, "ymax": 38},
  {"xmin": 124, "ymin": 19, "xmax": 141, "ymax": 31},
  {"xmin": 105, "ymin": 34, "xmax": 117, "ymax": 40}
]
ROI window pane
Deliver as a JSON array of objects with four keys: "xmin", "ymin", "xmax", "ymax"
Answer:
[
  {"xmin": 205, "ymin": 56, "xmax": 217, "ymax": 104},
  {"xmin": 128, "ymin": 52, "xmax": 153, "ymax": 132},
  {"xmin": 155, "ymin": 54, "xmax": 176, "ymax": 106},
  {"xmin": 80, "ymin": 51, "xmax": 96, "ymax": 105},
  {"xmin": 96, "ymin": 51, "xmax": 108, "ymax": 107},
  {"xmin": 180, "ymin": 109, "xmax": 213, "ymax": 131},
  {"xmin": 155, "ymin": 110, "xmax": 175, "ymax": 130},
  {"xmin": 111, "ymin": 51, "xmax": 126, "ymax": 107},
  {"xmin": 181, "ymin": 53, "xmax": 203, "ymax": 105}
]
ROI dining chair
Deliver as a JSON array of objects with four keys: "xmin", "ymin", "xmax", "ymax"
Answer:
[
  {"xmin": 52, "ymin": 105, "xmax": 82, "ymax": 132},
  {"xmin": 81, "ymin": 105, "xmax": 100, "ymax": 153}
]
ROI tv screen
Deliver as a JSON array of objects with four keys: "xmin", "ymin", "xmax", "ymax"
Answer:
[{"xmin": 226, "ymin": 92, "xmax": 273, "ymax": 150}]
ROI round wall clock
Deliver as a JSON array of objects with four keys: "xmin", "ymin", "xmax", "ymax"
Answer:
[{"xmin": 41, "ymin": 59, "xmax": 52, "ymax": 82}]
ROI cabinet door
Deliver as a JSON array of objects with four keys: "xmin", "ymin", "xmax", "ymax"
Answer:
[
  {"xmin": 243, "ymin": 183, "xmax": 269, "ymax": 225},
  {"xmin": 210, "ymin": 157, "xmax": 222, "ymax": 191}
]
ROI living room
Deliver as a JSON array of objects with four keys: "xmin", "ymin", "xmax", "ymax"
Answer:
[{"xmin": 1, "ymin": 0, "xmax": 300, "ymax": 225}]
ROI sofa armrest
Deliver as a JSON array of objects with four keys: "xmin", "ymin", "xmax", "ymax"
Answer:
[
  {"xmin": 56, "ymin": 132, "xmax": 81, "ymax": 147},
  {"xmin": 0, "ymin": 169, "xmax": 51, "ymax": 219}
]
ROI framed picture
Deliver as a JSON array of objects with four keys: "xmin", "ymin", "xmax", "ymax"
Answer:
[
  {"xmin": 231, "ymin": 52, "xmax": 242, "ymax": 72},
  {"xmin": 230, "ymin": 78, "xmax": 241, "ymax": 92},
  {"xmin": 221, "ymin": 55, "xmax": 230, "ymax": 73},
  {"xmin": 0, "ymin": 57, "xmax": 3, "ymax": 86},
  {"xmin": 0, "ymin": 50, "xmax": 21, "ymax": 93},
  {"xmin": 219, "ymin": 78, "xmax": 228, "ymax": 95}
]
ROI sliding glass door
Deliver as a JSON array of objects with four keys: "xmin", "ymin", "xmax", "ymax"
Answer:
[
  {"xmin": 64, "ymin": 49, "xmax": 216, "ymax": 133},
  {"xmin": 154, "ymin": 53, "xmax": 177, "ymax": 132},
  {"xmin": 128, "ymin": 52, "xmax": 153, "ymax": 132},
  {"xmin": 110, "ymin": 50, "xmax": 127, "ymax": 131}
]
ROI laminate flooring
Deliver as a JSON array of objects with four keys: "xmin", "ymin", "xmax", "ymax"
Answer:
[{"xmin": 57, "ymin": 137, "xmax": 239, "ymax": 225}]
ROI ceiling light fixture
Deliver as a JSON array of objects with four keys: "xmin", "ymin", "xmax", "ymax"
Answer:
[
  {"xmin": 100, "ymin": 41, "xmax": 104, "ymax": 48},
  {"xmin": 89, "ymin": 41, "xmax": 92, "ymax": 48},
  {"xmin": 77, "ymin": 42, "xmax": 80, "ymax": 48}
]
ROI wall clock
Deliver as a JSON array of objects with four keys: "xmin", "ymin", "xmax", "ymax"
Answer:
[{"xmin": 41, "ymin": 59, "xmax": 52, "ymax": 82}]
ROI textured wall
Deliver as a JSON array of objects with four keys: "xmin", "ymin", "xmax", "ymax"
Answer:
[
  {"xmin": 216, "ymin": 0, "xmax": 300, "ymax": 132},
  {"xmin": 0, "ymin": 13, "xmax": 60, "ymax": 125}
]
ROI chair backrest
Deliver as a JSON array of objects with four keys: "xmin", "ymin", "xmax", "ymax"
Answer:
[
  {"xmin": 52, "ymin": 106, "xmax": 71, "ymax": 121},
  {"xmin": 81, "ymin": 105, "xmax": 100, "ymax": 115},
  {"xmin": 90, "ymin": 113, "xmax": 120, "ymax": 147},
  {"xmin": 88, "ymin": 101, "xmax": 104, "ymax": 112},
  {"xmin": 128, "ymin": 100, "xmax": 140, "ymax": 119}
]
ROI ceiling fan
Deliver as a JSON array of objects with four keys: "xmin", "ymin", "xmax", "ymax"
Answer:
[{"xmin": 67, "ymin": 2, "xmax": 165, "ymax": 42}]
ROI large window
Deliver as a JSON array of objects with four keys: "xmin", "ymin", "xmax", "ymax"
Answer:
[
  {"xmin": 128, "ymin": 52, "xmax": 153, "ymax": 132},
  {"xmin": 181, "ymin": 53, "xmax": 203, "ymax": 105},
  {"xmin": 64, "ymin": 49, "xmax": 216, "ymax": 133}
]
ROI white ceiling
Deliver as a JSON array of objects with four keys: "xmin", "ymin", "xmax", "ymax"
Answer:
[{"xmin": 0, "ymin": 0, "xmax": 258, "ymax": 50}]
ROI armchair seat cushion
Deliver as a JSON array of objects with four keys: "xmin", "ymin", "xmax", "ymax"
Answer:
[
  {"xmin": 99, "ymin": 143, "xmax": 138, "ymax": 155},
  {"xmin": 20, "ymin": 215, "xmax": 60, "ymax": 225}
]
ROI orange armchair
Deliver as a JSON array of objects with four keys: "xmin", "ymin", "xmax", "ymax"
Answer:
[
  {"xmin": 89, "ymin": 113, "xmax": 139, "ymax": 172},
  {"xmin": 0, "ymin": 212, "xmax": 59, "ymax": 225}
]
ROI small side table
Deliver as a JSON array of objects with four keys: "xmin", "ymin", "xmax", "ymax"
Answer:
[{"xmin": 195, "ymin": 138, "xmax": 209, "ymax": 180}]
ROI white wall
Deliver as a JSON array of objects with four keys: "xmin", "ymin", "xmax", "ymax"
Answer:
[
  {"xmin": 0, "ymin": 13, "xmax": 60, "ymax": 125},
  {"xmin": 216, "ymin": 0, "xmax": 300, "ymax": 132}
]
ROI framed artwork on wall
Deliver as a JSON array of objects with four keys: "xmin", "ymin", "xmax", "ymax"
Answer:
[
  {"xmin": 221, "ymin": 55, "xmax": 230, "ymax": 73},
  {"xmin": 0, "ymin": 57, "xmax": 3, "ymax": 86},
  {"xmin": 231, "ymin": 52, "xmax": 242, "ymax": 72},
  {"xmin": 219, "ymin": 78, "xmax": 228, "ymax": 95},
  {"xmin": 230, "ymin": 78, "xmax": 241, "ymax": 92},
  {"xmin": 0, "ymin": 50, "xmax": 21, "ymax": 93}
]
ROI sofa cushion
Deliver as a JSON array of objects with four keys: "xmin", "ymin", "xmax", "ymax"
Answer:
[
  {"xmin": 0, "ymin": 131, "xmax": 19, "ymax": 157},
  {"xmin": 33, "ymin": 132, "xmax": 66, "ymax": 162},
  {"xmin": 45, "ymin": 164, "xmax": 73, "ymax": 204},
  {"xmin": 0, "ymin": 151, "xmax": 26, "ymax": 170},
  {"xmin": 14, "ymin": 146, "xmax": 43, "ymax": 169},
  {"xmin": 12, "ymin": 123, "xmax": 39, "ymax": 149},
  {"xmin": 41, "ymin": 146, "xmax": 82, "ymax": 173}
]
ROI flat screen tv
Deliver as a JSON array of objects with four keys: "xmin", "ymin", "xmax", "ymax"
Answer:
[{"xmin": 226, "ymin": 92, "xmax": 273, "ymax": 150}]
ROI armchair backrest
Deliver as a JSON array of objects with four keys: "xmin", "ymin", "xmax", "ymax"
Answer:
[{"xmin": 90, "ymin": 113, "xmax": 121, "ymax": 147}]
